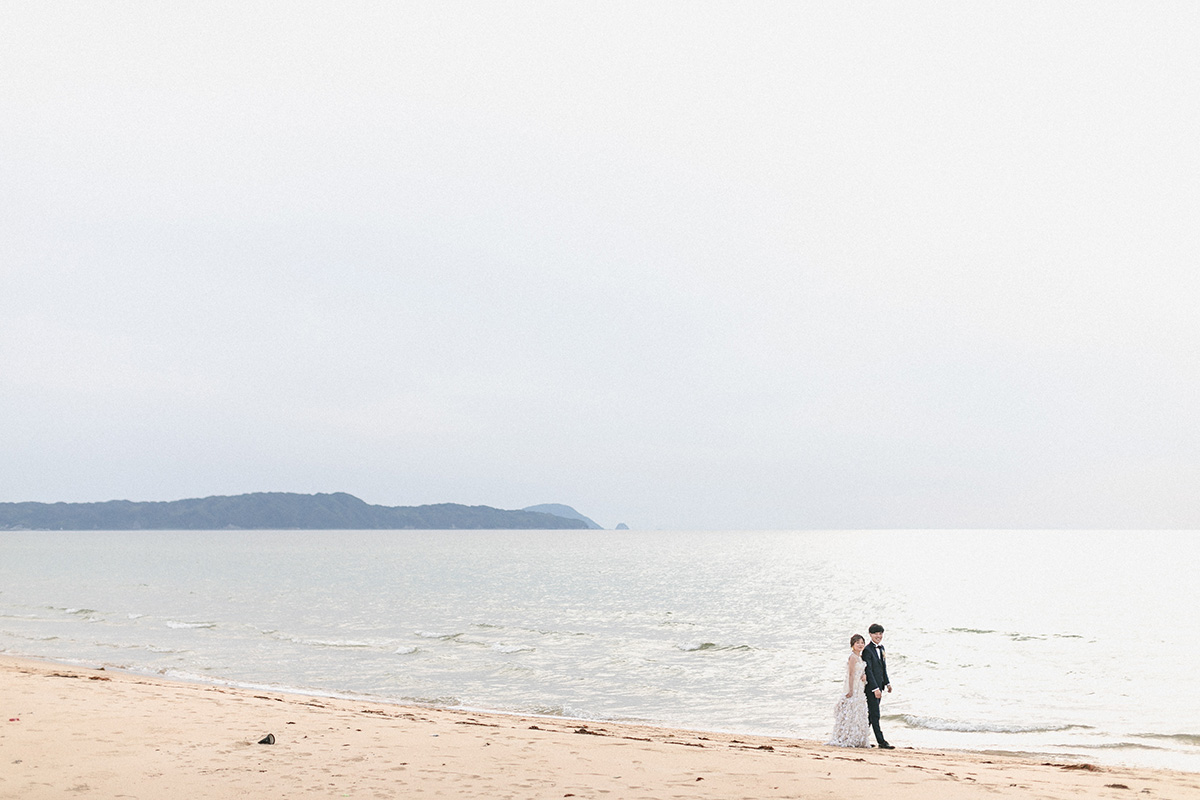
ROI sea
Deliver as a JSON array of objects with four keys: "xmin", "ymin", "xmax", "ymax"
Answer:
[{"xmin": 1, "ymin": 529, "xmax": 1196, "ymax": 772}]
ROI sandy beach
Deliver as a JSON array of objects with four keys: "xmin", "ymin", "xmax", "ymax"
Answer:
[{"xmin": 1, "ymin": 656, "xmax": 1197, "ymax": 799}]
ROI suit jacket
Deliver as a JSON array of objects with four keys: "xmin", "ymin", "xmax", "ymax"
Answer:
[{"xmin": 862, "ymin": 641, "xmax": 890, "ymax": 693}]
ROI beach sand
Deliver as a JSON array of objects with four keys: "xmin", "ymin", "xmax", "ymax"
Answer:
[{"xmin": 2, "ymin": 655, "xmax": 1197, "ymax": 800}]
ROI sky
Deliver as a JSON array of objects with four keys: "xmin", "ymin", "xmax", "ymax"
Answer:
[{"xmin": 3, "ymin": 3, "xmax": 1200, "ymax": 530}]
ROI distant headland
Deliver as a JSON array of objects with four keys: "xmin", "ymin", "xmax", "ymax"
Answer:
[{"xmin": 0, "ymin": 492, "xmax": 597, "ymax": 531}]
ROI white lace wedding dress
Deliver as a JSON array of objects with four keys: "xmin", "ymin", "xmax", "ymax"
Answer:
[{"xmin": 826, "ymin": 654, "xmax": 872, "ymax": 747}]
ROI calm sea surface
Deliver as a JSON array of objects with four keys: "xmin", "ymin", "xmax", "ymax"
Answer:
[{"xmin": 1, "ymin": 529, "xmax": 1196, "ymax": 772}]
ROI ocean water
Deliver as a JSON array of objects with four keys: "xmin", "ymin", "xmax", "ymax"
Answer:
[{"xmin": 1, "ymin": 529, "xmax": 1196, "ymax": 772}]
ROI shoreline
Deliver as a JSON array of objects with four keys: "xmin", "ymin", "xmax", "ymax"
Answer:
[
  {"xmin": 3, "ymin": 655, "xmax": 1199, "ymax": 799},
  {"xmin": 0, "ymin": 653, "xmax": 1089, "ymax": 766},
  {"xmin": 5, "ymin": 652, "xmax": 1181, "ymax": 773}
]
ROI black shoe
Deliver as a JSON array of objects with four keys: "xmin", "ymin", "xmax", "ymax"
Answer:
[{"xmin": 878, "ymin": 743, "xmax": 895, "ymax": 749}]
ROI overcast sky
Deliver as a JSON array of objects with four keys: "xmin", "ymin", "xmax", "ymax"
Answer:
[{"xmin": 3, "ymin": 3, "xmax": 1199, "ymax": 529}]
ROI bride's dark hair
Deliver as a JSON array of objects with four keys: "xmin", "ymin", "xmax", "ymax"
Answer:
[{"xmin": 850, "ymin": 634, "xmax": 864, "ymax": 647}]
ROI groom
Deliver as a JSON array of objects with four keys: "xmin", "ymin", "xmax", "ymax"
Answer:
[{"xmin": 862, "ymin": 623, "xmax": 894, "ymax": 749}]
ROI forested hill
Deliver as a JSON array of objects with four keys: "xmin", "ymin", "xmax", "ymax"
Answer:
[{"xmin": 0, "ymin": 492, "xmax": 590, "ymax": 531}]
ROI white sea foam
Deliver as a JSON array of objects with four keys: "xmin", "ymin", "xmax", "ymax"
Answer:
[{"xmin": 897, "ymin": 715, "xmax": 1091, "ymax": 734}]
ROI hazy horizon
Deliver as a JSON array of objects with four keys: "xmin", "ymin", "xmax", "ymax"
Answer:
[{"xmin": 4, "ymin": 4, "xmax": 1199, "ymax": 531}]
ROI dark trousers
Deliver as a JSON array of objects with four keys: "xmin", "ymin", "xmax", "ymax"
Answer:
[{"xmin": 865, "ymin": 689, "xmax": 886, "ymax": 746}]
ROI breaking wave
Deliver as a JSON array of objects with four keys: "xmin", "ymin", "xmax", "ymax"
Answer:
[{"xmin": 897, "ymin": 715, "xmax": 1092, "ymax": 734}]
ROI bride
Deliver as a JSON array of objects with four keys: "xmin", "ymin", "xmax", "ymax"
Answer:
[{"xmin": 826, "ymin": 634, "xmax": 873, "ymax": 747}]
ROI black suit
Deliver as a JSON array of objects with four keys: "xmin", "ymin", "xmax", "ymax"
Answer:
[{"xmin": 862, "ymin": 641, "xmax": 890, "ymax": 746}]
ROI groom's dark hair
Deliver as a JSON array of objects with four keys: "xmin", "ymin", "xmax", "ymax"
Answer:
[{"xmin": 868, "ymin": 623, "xmax": 884, "ymax": 634}]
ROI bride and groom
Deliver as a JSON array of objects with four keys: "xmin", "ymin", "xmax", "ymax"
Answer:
[{"xmin": 827, "ymin": 623, "xmax": 895, "ymax": 749}]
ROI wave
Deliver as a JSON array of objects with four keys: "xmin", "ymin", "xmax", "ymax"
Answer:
[
  {"xmin": 414, "ymin": 630, "xmax": 462, "ymax": 640},
  {"xmin": 949, "ymin": 627, "xmax": 1047, "ymax": 642},
  {"xmin": 287, "ymin": 632, "xmax": 532, "ymax": 652},
  {"xmin": 946, "ymin": 628, "xmax": 1085, "ymax": 642},
  {"xmin": 158, "ymin": 667, "xmax": 234, "ymax": 685},
  {"xmin": 896, "ymin": 715, "xmax": 1092, "ymax": 734},
  {"xmin": 675, "ymin": 642, "xmax": 755, "ymax": 652},
  {"xmin": 469, "ymin": 622, "xmax": 582, "ymax": 638},
  {"xmin": 403, "ymin": 694, "xmax": 462, "ymax": 706},
  {"xmin": 0, "ymin": 631, "xmax": 60, "ymax": 643},
  {"xmin": 300, "ymin": 639, "xmax": 376, "ymax": 649},
  {"xmin": 1055, "ymin": 742, "xmax": 1166, "ymax": 752},
  {"xmin": 165, "ymin": 620, "xmax": 217, "ymax": 630},
  {"xmin": 519, "ymin": 703, "xmax": 605, "ymax": 720},
  {"xmin": 263, "ymin": 631, "xmax": 391, "ymax": 650},
  {"xmin": 87, "ymin": 640, "xmax": 193, "ymax": 654},
  {"xmin": 143, "ymin": 669, "xmax": 400, "ymax": 707},
  {"xmin": 1134, "ymin": 733, "xmax": 1200, "ymax": 747}
]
